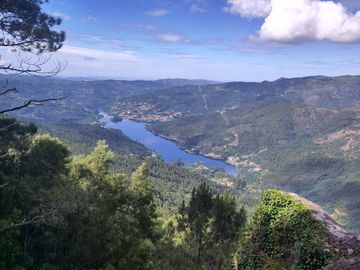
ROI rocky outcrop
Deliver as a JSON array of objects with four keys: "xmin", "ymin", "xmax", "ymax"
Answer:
[
  {"xmin": 289, "ymin": 193, "xmax": 360, "ymax": 269},
  {"xmin": 324, "ymin": 257, "xmax": 360, "ymax": 270}
]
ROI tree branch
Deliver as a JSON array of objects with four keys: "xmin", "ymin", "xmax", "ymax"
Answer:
[
  {"xmin": 0, "ymin": 52, "xmax": 67, "ymax": 77},
  {"xmin": 0, "ymin": 87, "xmax": 17, "ymax": 96},
  {"xmin": 0, "ymin": 79, "xmax": 17, "ymax": 95},
  {"xmin": 0, "ymin": 215, "xmax": 43, "ymax": 232},
  {"xmin": 0, "ymin": 122, "xmax": 18, "ymax": 132},
  {"xmin": 0, "ymin": 183, "xmax": 8, "ymax": 188},
  {"xmin": 0, "ymin": 200, "xmax": 60, "ymax": 232},
  {"xmin": 0, "ymin": 95, "xmax": 68, "ymax": 114}
]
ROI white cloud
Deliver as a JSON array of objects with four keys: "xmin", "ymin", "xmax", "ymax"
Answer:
[
  {"xmin": 157, "ymin": 33, "xmax": 188, "ymax": 43},
  {"xmin": 226, "ymin": 0, "xmax": 360, "ymax": 44},
  {"xmin": 145, "ymin": 9, "xmax": 170, "ymax": 17},
  {"xmin": 224, "ymin": 0, "xmax": 271, "ymax": 18},
  {"xmin": 59, "ymin": 46, "xmax": 141, "ymax": 63}
]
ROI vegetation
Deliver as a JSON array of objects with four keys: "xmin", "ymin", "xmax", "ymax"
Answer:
[
  {"xmin": 1, "ymin": 118, "xmax": 339, "ymax": 269},
  {"xmin": 117, "ymin": 99, "xmax": 360, "ymax": 232},
  {"xmin": 0, "ymin": 75, "xmax": 216, "ymax": 123},
  {"xmin": 41, "ymin": 121, "xmax": 152, "ymax": 157},
  {"xmin": 238, "ymin": 190, "xmax": 332, "ymax": 270},
  {"xmin": 0, "ymin": 2, "xmax": 358, "ymax": 269},
  {"xmin": 0, "ymin": 117, "xmax": 160, "ymax": 269},
  {"xmin": 0, "ymin": 0, "xmax": 67, "ymax": 115},
  {"xmin": 0, "ymin": 115, "xmax": 250, "ymax": 269}
]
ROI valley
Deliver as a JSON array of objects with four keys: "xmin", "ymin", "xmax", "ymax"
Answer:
[
  {"xmin": 110, "ymin": 75, "xmax": 360, "ymax": 232},
  {"xmin": 3, "ymin": 1, "xmax": 360, "ymax": 268},
  {"xmin": 99, "ymin": 111, "xmax": 238, "ymax": 175},
  {"xmin": 3, "ymin": 74, "xmax": 360, "ymax": 232}
]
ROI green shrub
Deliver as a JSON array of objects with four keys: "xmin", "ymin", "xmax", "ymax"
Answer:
[{"xmin": 238, "ymin": 189, "xmax": 332, "ymax": 270}]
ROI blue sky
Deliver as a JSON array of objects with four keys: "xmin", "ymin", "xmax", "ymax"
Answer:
[{"xmin": 38, "ymin": 0, "xmax": 360, "ymax": 81}]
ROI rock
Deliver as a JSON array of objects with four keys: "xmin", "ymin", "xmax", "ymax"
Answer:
[
  {"xmin": 288, "ymin": 192, "xmax": 360, "ymax": 269},
  {"xmin": 288, "ymin": 193, "xmax": 352, "ymax": 240},
  {"xmin": 324, "ymin": 257, "xmax": 360, "ymax": 270}
]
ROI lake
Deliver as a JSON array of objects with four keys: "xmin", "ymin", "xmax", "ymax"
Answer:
[{"xmin": 100, "ymin": 112, "xmax": 238, "ymax": 175}]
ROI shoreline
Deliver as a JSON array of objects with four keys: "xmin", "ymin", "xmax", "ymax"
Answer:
[{"xmin": 99, "ymin": 111, "xmax": 238, "ymax": 173}]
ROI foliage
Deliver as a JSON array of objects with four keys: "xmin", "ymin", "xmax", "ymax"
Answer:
[
  {"xmin": 0, "ymin": 0, "xmax": 65, "ymax": 54},
  {"xmin": 0, "ymin": 117, "xmax": 159, "ymax": 269},
  {"xmin": 1, "ymin": 116, "xmax": 343, "ymax": 270},
  {"xmin": 238, "ymin": 189, "xmax": 332, "ymax": 270},
  {"xmin": 159, "ymin": 183, "xmax": 247, "ymax": 270},
  {"xmin": 42, "ymin": 121, "xmax": 152, "ymax": 157}
]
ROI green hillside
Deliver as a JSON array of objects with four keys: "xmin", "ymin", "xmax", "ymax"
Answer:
[
  {"xmin": 2, "ymin": 74, "xmax": 360, "ymax": 231},
  {"xmin": 110, "ymin": 78, "xmax": 360, "ymax": 232}
]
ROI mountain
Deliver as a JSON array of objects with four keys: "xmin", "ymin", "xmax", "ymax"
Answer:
[
  {"xmin": 0, "ymin": 75, "xmax": 216, "ymax": 123},
  {"xmin": 110, "ymin": 75, "xmax": 360, "ymax": 232},
  {"xmin": 112, "ymin": 75, "xmax": 360, "ymax": 121},
  {"xmin": 2, "ymin": 74, "xmax": 360, "ymax": 231}
]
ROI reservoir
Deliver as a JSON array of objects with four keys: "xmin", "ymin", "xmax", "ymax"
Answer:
[{"xmin": 100, "ymin": 112, "xmax": 238, "ymax": 175}]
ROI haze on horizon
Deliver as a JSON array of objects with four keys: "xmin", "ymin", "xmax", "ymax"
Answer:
[{"xmin": 6, "ymin": 0, "xmax": 360, "ymax": 82}]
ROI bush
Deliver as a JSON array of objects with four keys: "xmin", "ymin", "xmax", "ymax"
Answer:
[{"xmin": 238, "ymin": 189, "xmax": 332, "ymax": 270}]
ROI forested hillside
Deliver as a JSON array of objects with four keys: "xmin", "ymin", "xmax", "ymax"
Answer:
[
  {"xmin": 0, "ymin": 74, "xmax": 215, "ymax": 123},
  {"xmin": 3, "ymin": 72, "xmax": 360, "ymax": 231},
  {"xmin": 110, "ymin": 77, "xmax": 360, "ymax": 232},
  {"xmin": 2, "ymin": 116, "xmax": 359, "ymax": 269}
]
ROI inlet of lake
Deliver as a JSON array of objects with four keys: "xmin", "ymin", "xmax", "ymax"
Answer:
[{"xmin": 100, "ymin": 112, "xmax": 238, "ymax": 176}]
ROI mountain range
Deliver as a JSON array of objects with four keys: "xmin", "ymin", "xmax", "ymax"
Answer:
[{"xmin": 2, "ymin": 74, "xmax": 360, "ymax": 232}]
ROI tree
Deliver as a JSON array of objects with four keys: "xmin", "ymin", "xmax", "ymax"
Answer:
[
  {"xmin": 0, "ymin": 129, "xmax": 72, "ymax": 269},
  {"xmin": 0, "ymin": 0, "xmax": 66, "ymax": 114},
  {"xmin": 22, "ymin": 134, "xmax": 69, "ymax": 178},
  {"xmin": 131, "ymin": 163, "xmax": 158, "ymax": 240},
  {"xmin": 187, "ymin": 183, "xmax": 213, "ymax": 266},
  {"xmin": 0, "ymin": 0, "xmax": 65, "ymax": 71},
  {"xmin": 131, "ymin": 163, "xmax": 151, "ymax": 194},
  {"xmin": 1, "ymin": 133, "xmax": 161, "ymax": 269},
  {"xmin": 173, "ymin": 184, "xmax": 247, "ymax": 269},
  {"xmin": 211, "ymin": 193, "xmax": 246, "ymax": 269},
  {"xmin": 66, "ymin": 145, "xmax": 158, "ymax": 270}
]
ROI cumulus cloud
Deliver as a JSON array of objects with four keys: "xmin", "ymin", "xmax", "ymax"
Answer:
[
  {"xmin": 224, "ymin": 0, "xmax": 271, "ymax": 18},
  {"xmin": 226, "ymin": 0, "xmax": 360, "ymax": 44}
]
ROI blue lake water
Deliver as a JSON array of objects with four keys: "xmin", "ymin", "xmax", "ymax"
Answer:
[{"xmin": 100, "ymin": 112, "xmax": 237, "ymax": 175}]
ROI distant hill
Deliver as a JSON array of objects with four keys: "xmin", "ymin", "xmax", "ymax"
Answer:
[
  {"xmin": 0, "ymin": 74, "xmax": 216, "ymax": 123},
  {"xmin": 2, "ymin": 74, "xmax": 360, "ymax": 232},
  {"xmin": 110, "ymin": 75, "xmax": 360, "ymax": 232},
  {"xmin": 112, "ymin": 75, "xmax": 360, "ymax": 121}
]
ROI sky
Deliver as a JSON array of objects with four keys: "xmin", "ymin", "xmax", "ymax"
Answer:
[{"xmin": 27, "ymin": 0, "xmax": 360, "ymax": 81}]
